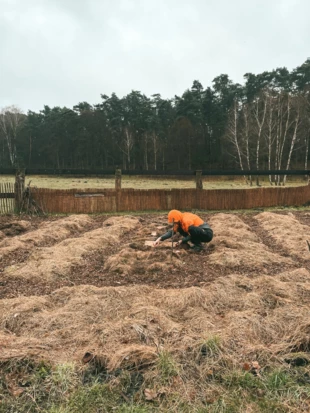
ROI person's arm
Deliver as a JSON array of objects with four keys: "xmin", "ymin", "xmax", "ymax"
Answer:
[
  {"xmin": 153, "ymin": 230, "xmax": 173, "ymax": 246},
  {"xmin": 181, "ymin": 234, "xmax": 191, "ymax": 243}
]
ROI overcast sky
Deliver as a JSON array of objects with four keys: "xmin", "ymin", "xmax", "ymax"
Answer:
[{"xmin": 1, "ymin": 0, "xmax": 309, "ymax": 112}]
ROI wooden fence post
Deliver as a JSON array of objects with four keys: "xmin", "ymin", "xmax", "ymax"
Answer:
[
  {"xmin": 14, "ymin": 169, "xmax": 25, "ymax": 212},
  {"xmin": 115, "ymin": 168, "xmax": 122, "ymax": 212},
  {"xmin": 195, "ymin": 170, "xmax": 203, "ymax": 190}
]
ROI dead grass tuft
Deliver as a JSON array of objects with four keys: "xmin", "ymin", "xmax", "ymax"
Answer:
[
  {"xmin": 107, "ymin": 344, "xmax": 158, "ymax": 371},
  {"xmin": 0, "ymin": 220, "xmax": 31, "ymax": 236}
]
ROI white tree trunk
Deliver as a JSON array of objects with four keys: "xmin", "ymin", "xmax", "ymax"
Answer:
[
  {"xmin": 144, "ymin": 133, "xmax": 148, "ymax": 170},
  {"xmin": 283, "ymin": 106, "xmax": 301, "ymax": 185},
  {"xmin": 227, "ymin": 99, "xmax": 244, "ymax": 171},
  {"xmin": 0, "ymin": 107, "xmax": 22, "ymax": 166},
  {"xmin": 305, "ymin": 132, "xmax": 309, "ymax": 181},
  {"xmin": 266, "ymin": 95, "xmax": 275, "ymax": 185},
  {"xmin": 152, "ymin": 132, "xmax": 158, "ymax": 170},
  {"xmin": 243, "ymin": 105, "xmax": 252, "ymax": 185},
  {"xmin": 253, "ymin": 96, "xmax": 267, "ymax": 186}
]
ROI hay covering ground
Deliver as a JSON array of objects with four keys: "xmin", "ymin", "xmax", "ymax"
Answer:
[
  {"xmin": 255, "ymin": 211, "xmax": 310, "ymax": 259},
  {"xmin": 0, "ymin": 210, "xmax": 310, "ymax": 411},
  {"xmin": 0, "ymin": 214, "xmax": 92, "ymax": 259},
  {"xmin": 3, "ymin": 216, "xmax": 139, "ymax": 281},
  {"xmin": 0, "ymin": 211, "xmax": 310, "ymax": 407},
  {"xmin": 93, "ymin": 212, "xmax": 296, "ymax": 280},
  {"xmin": 207, "ymin": 213, "xmax": 294, "ymax": 268},
  {"xmin": 1, "ymin": 267, "xmax": 310, "ymax": 371}
]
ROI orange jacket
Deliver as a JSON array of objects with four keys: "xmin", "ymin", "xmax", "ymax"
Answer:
[{"xmin": 168, "ymin": 210, "xmax": 204, "ymax": 234}]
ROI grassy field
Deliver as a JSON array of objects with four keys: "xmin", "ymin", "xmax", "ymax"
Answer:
[{"xmin": 0, "ymin": 174, "xmax": 308, "ymax": 190}]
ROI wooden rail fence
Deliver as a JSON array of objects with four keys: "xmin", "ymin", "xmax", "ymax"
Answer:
[{"xmin": 1, "ymin": 168, "xmax": 310, "ymax": 214}]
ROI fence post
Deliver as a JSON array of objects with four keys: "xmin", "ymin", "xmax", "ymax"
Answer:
[
  {"xmin": 14, "ymin": 169, "xmax": 25, "ymax": 212},
  {"xmin": 115, "ymin": 168, "xmax": 122, "ymax": 212},
  {"xmin": 195, "ymin": 170, "xmax": 203, "ymax": 190}
]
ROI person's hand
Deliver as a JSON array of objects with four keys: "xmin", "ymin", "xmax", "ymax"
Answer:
[
  {"xmin": 153, "ymin": 237, "xmax": 162, "ymax": 247},
  {"xmin": 174, "ymin": 240, "xmax": 182, "ymax": 247}
]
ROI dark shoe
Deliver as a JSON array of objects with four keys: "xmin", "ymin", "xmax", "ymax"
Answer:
[
  {"xmin": 190, "ymin": 243, "xmax": 203, "ymax": 252},
  {"xmin": 180, "ymin": 241, "xmax": 190, "ymax": 250}
]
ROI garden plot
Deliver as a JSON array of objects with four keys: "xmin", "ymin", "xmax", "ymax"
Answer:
[
  {"xmin": 0, "ymin": 210, "xmax": 310, "ymax": 412},
  {"xmin": 255, "ymin": 211, "xmax": 310, "ymax": 260},
  {"xmin": 1, "ymin": 266, "xmax": 310, "ymax": 367},
  {"xmin": 3, "ymin": 216, "xmax": 139, "ymax": 282},
  {"xmin": 0, "ymin": 214, "xmax": 92, "ymax": 260},
  {"xmin": 207, "ymin": 213, "xmax": 293, "ymax": 268}
]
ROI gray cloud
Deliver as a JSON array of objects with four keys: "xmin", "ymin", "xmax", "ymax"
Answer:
[{"xmin": 0, "ymin": 0, "xmax": 309, "ymax": 112}]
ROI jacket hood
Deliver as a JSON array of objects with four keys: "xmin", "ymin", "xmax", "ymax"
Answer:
[{"xmin": 168, "ymin": 210, "xmax": 183, "ymax": 223}]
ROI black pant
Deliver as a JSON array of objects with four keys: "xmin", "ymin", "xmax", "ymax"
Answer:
[{"xmin": 188, "ymin": 225, "xmax": 213, "ymax": 245}]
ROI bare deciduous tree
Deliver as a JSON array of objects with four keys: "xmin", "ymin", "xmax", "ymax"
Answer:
[
  {"xmin": 0, "ymin": 105, "xmax": 24, "ymax": 166},
  {"xmin": 225, "ymin": 98, "xmax": 244, "ymax": 172},
  {"xmin": 283, "ymin": 96, "xmax": 302, "ymax": 184},
  {"xmin": 253, "ymin": 92, "xmax": 267, "ymax": 185},
  {"xmin": 264, "ymin": 93, "xmax": 277, "ymax": 185},
  {"xmin": 224, "ymin": 88, "xmax": 308, "ymax": 186},
  {"xmin": 242, "ymin": 103, "xmax": 253, "ymax": 185}
]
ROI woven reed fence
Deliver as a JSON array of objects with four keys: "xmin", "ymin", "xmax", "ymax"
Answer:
[
  {"xmin": 30, "ymin": 185, "xmax": 310, "ymax": 214},
  {"xmin": 0, "ymin": 182, "xmax": 15, "ymax": 213}
]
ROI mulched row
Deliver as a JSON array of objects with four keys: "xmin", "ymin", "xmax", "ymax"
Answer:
[{"xmin": 0, "ymin": 211, "xmax": 309, "ymax": 299}]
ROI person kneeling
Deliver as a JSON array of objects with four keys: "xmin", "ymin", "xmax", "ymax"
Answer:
[{"xmin": 154, "ymin": 209, "xmax": 213, "ymax": 252}]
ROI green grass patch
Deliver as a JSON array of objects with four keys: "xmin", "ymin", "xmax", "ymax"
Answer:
[
  {"xmin": 1, "ymin": 355, "xmax": 310, "ymax": 413},
  {"xmin": 156, "ymin": 351, "xmax": 180, "ymax": 384}
]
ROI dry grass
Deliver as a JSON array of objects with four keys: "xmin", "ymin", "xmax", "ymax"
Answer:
[
  {"xmin": 1, "ymin": 212, "xmax": 310, "ymax": 412},
  {"xmin": 0, "ymin": 214, "xmax": 92, "ymax": 260},
  {"xmin": 1, "ymin": 268, "xmax": 310, "ymax": 411},
  {"xmin": 207, "ymin": 213, "xmax": 293, "ymax": 268},
  {"xmin": 3, "ymin": 216, "xmax": 139, "ymax": 282},
  {"xmin": 255, "ymin": 211, "xmax": 310, "ymax": 259},
  {"xmin": 0, "ymin": 174, "xmax": 308, "ymax": 190},
  {"xmin": 1, "ymin": 267, "xmax": 310, "ymax": 366}
]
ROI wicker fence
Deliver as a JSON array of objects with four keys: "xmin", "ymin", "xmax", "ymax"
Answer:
[
  {"xmin": 0, "ymin": 182, "xmax": 15, "ymax": 213},
  {"xmin": 31, "ymin": 185, "xmax": 310, "ymax": 214}
]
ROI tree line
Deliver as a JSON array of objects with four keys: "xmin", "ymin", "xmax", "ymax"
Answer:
[{"xmin": 1, "ymin": 59, "xmax": 309, "ymax": 182}]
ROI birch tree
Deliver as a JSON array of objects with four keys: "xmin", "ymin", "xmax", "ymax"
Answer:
[
  {"xmin": 225, "ymin": 98, "xmax": 244, "ymax": 171},
  {"xmin": 252, "ymin": 92, "xmax": 267, "ymax": 185},
  {"xmin": 241, "ymin": 103, "xmax": 253, "ymax": 184},
  {"xmin": 0, "ymin": 106, "xmax": 24, "ymax": 166},
  {"xmin": 264, "ymin": 93, "xmax": 277, "ymax": 185},
  {"xmin": 283, "ymin": 97, "xmax": 301, "ymax": 184}
]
